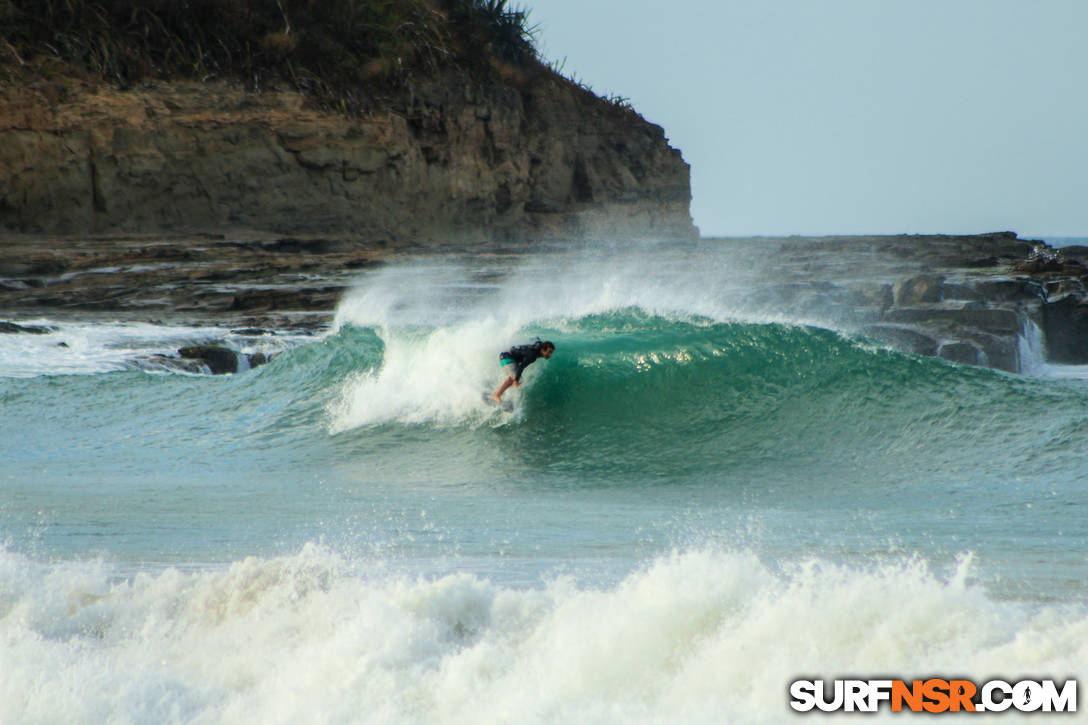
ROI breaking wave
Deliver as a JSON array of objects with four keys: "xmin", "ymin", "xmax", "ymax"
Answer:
[{"xmin": 1, "ymin": 544, "xmax": 1084, "ymax": 724}]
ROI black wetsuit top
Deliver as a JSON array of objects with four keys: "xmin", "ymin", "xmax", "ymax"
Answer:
[{"xmin": 500, "ymin": 343, "xmax": 546, "ymax": 382}]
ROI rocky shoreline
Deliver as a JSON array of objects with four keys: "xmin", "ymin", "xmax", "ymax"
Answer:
[
  {"xmin": 727, "ymin": 232, "xmax": 1088, "ymax": 373},
  {"xmin": 0, "ymin": 231, "xmax": 391, "ymax": 331},
  {"xmin": 3, "ymin": 230, "xmax": 1087, "ymax": 375}
]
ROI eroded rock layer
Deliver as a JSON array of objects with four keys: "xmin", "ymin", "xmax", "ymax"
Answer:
[{"xmin": 1, "ymin": 76, "xmax": 696, "ymax": 241}]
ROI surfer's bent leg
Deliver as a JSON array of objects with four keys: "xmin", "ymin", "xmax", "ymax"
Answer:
[
  {"xmin": 492, "ymin": 374, "xmax": 517, "ymax": 402},
  {"xmin": 493, "ymin": 354, "xmax": 520, "ymax": 401}
]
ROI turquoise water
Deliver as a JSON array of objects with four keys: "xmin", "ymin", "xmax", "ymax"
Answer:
[{"xmin": 2, "ymin": 242, "xmax": 1086, "ymax": 723}]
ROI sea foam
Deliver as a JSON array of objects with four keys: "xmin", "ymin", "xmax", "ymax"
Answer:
[
  {"xmin": 0, "ymin": 320, "xmax": 302, "ymax": 379},
  {"xmin": 1, "ymin": 544, "xmax": 1084, "ymax": 724}
]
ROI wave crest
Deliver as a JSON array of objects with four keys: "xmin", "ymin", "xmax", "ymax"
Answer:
[{"xmin": 1, "ymin": 544, "xmax": 1084, "ymax": 724}]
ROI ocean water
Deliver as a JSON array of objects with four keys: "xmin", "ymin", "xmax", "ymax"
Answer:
[
  {"xmin": 1043, "ymin": 236, "xmax": 1088, "ymax": 249},
  {"xmin": 2, "ymin": 240, "xmax": 1086, "ymax": 724}
]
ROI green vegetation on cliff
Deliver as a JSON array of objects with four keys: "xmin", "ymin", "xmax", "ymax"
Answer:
[
  {"xmin": 0, "ymin": 0, "xmax": 538, "ymax": 109},
  {"xmin": 0, "ymin": 0, "xmax": 696, "ymax": 242}
]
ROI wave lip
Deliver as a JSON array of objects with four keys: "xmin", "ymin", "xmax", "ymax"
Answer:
[{"xmin": 1, "ymin": 544, "xmax": 1084, "ymax": 724}]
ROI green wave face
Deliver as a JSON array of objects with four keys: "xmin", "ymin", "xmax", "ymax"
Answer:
[
  {"xmin": 7, "ymin": 309, "xmax": 1082, "ymax": 498},
  {"xmin": 506, "ymin": 313, "xmax": 957, "ymax": 481},
  {"xmin": 310, "ymin": 309, "xmax": 1088, "ymax": 493}
]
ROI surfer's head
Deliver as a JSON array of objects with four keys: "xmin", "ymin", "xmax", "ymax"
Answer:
[{"xmin": 539, "ymin": 341, "xmax": 555, "ymax": 359}]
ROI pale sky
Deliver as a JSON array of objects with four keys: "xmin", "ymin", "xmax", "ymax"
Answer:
[{"xmin": 530, "ymin": 0, "xmax": 1088, "ymax": 237}]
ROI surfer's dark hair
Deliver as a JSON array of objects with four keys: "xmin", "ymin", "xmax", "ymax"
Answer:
[{"xmin": 539, "ymin": 340, "xmax": 555, "ymax": 351}]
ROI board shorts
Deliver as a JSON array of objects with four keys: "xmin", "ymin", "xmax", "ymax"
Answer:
[{"xmin": 499, "ymin": 353, "xmax": 518, "ymax": 378}]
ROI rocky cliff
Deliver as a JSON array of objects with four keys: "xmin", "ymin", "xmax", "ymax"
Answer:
[{"xmin": 0, "ymin": 74, "xmax": 696, "ymax": 241}]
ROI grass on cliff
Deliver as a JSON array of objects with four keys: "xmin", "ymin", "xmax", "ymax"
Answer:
[{"xmin": 0, "ymin": 0, "xmax": 539, "ymax": 110}]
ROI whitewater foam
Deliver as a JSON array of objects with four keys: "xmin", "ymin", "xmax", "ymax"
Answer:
[
  {"xmin": 327, "ymin": 319, "xmax": 520, "ymax": 431},
  {"xmin": 1, "ymin": 544, "xmax": 1083, "ymax": 724},
  {"xmin": 0, "ymin": 320, "xmax": 305, "ymax": 378}
]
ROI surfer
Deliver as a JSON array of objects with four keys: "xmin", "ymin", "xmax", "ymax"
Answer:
[{"xmin": 492, "ymin": 339, "xmax": 555, "ymax": 402}]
